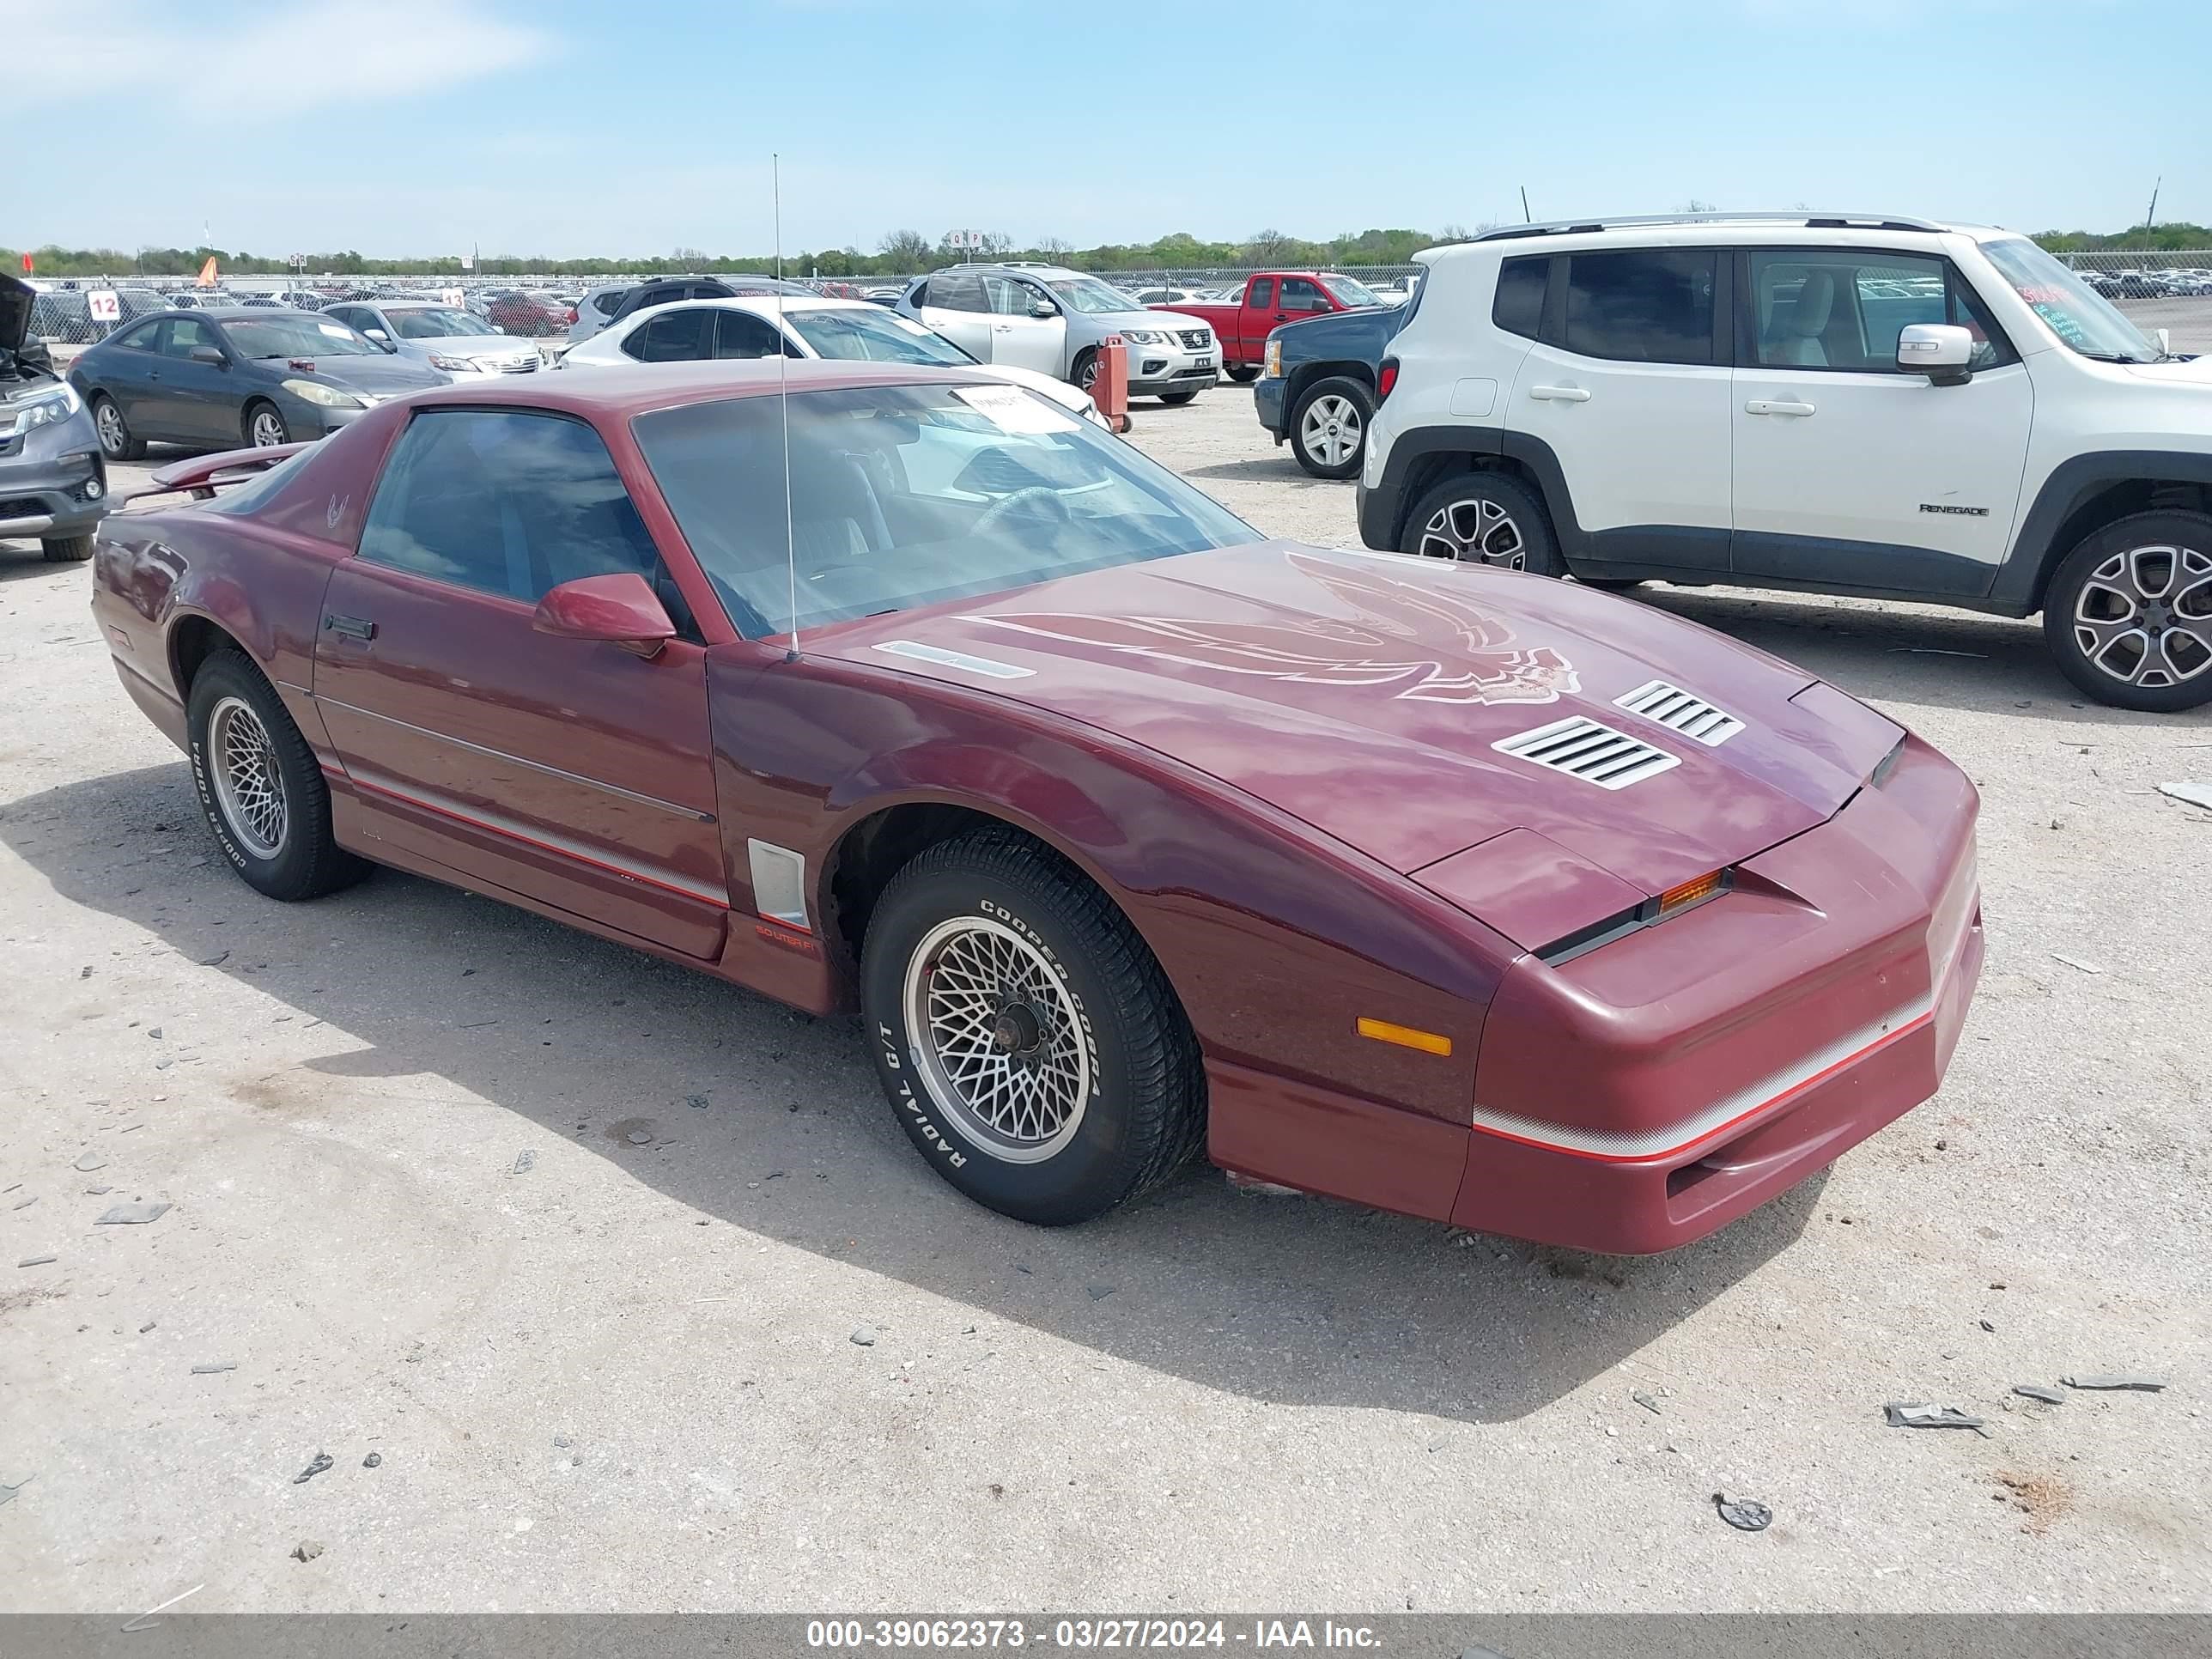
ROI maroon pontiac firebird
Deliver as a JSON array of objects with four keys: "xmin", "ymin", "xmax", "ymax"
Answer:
[{"xmin": 90, "ymin": 362, "xmax": 1983, "ymax": 1249}]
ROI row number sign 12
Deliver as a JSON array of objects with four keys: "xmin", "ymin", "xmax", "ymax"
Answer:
[{"xmin": 88, "ymin": 290, "xmax": 121, "ymax": 322}]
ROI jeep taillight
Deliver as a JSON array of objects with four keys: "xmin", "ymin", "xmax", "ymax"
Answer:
[{"xmin": 1377, "ymin": 358, "xmax": 1399, "ymax": 401}]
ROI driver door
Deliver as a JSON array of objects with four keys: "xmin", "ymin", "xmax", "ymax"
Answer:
[
  {"xmin": 981, "ymin": 276, "xmax": 1068, "ymax": 375},
  {"xmin": 313, "ymin": 407, "xmax": 728, "ymax": 958}
]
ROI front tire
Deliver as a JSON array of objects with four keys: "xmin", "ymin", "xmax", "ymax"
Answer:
[
  {"xmin": 1399, "ymin": 471, "xmax": 1563, "ymax": 575},
  {"xmin": 42, "ymin": 533, "xmax": 95, "ymax": 562},
  {"xmin": 1226, "ymin": 365, "xmax": 1261, "ymax": 384},
  {"xmin": 244, "ymin": 400, "xmax": 290, "ymax": 448},
  {"xmin": 1071, "ymin": 349, "xmax": 1099, "ymax": 396},
  {"xmin": 186, "ymin": 649, "xmax": 368, "ymax": 901},
  {"xmin": 2043, "ymin": 510, "xmax": 2212, "ymax": 710},
  {"xmin": 1289, "ymin": 376, "xmax": 1373, "ymax": 481},
  {"xmin": 861, "ymin": 829, "xmax": 1204, "ymax": 1225},
  {"xmin": 92, "ymin": 395, "xmax": 145, "ymax": 461},
  {"xmin": 1157, "ymin": 389, "xmax": 1199, "ymax": 406}
]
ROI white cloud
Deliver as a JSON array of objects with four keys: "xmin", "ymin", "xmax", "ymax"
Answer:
[{"xmin": 9, "ymin": 0, "xmax": 555, "ymax": 115}]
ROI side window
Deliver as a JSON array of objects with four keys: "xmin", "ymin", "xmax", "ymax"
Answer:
[
  {"xmin": 623, "ymin": 308, "xmax": 716, "ymax": 363},
  {"xmin": 1747, "ymin": 250, "xmax": 2014, "ymax": 373},
  {"xmin": 112, "ymin": 319, "xmax": 162, "ymax": 352},
  {"xmin": 1279, "ymin": 277, "xmax": 1326, "ymax": 313},
  {"xmin": 1562, "ymin": 249, "xmax": 1716, "ymax": 364},
  {"xmin": 715, "ymin": 310, "xmax": 789, "ymax": 360},
  {"xmin": 591, "ymin": 289, "xmax": 627, "ymax": 318},
  {"xmin": 1492, "ymin": 256, "xmax": 1547, "ymax": 339},
  {"xmin": 358, "ymin": 410, "xmax": 661, "ymax": 602},
  {"xmin": 979, "ymin": 276, "xmax": 1031, "ymax": 315},
  {"xmin": 907, "ymin": 282, "xmax": 929, "ymax": 307},
  {"xmin": 161, "ymin": 317, "xmax": 216, "ymax": 358},
  {"xmin": 1249, "ymin": 277, "xmax": 1275, "ymax": 309},
  {"xmin": 929, "ymin": 271, "xmax": 988, "ymax": 313}
]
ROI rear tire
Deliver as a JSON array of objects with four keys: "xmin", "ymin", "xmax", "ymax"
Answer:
[
  {"xmin": 186, "ymin": 649, "xmax": 369, "ymax": 901},
  {"xmin": 92, "ymin": 394, "xmax": 145, "ymax": 461},
  {"xmin": 42, "ymin": 533, "xmax": 95, "ymax": 562},
  {"xmin": 2042, "ymin": 509, "xmax": 2212, "ymax": 711},
  {"xmin": 1289, "ymin": 375, "xmax": 1373, "ymax": 481},
  {"xmin": 1399, "ymin": 471, "xmax": 1563, "ymax": 576},
  {"xmin": 861, "ymin": 828, "xmax": 1205, "ymax": 1225},
  {"xmin": 1158, "ymin": 389, "xmax": 1199, "ymax": 406}
]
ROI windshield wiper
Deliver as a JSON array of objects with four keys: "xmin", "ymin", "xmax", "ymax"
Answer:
[{"xmin": 2078, "ymin": 351, "xmax": 2152, "ymax": 364}]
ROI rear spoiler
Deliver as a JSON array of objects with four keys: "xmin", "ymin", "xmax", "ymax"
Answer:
[{"xmin": 125, "ymin": 441, "xmax": 314, "ymax": 503}]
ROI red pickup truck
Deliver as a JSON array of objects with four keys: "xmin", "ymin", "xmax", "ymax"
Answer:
[{"xmin": 1150, "ymin": 271, "xmax": 1391, "ymax": 381}]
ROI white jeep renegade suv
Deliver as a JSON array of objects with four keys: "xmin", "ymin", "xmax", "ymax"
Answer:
[{"xmin": 1358, "ymin": 213, "xmax": 2212, "ymax": 710}]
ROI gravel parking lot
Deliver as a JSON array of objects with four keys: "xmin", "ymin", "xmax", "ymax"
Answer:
[{"xmin": 1, "ymin": 381, "xmax": 2207, "ymax": 1616}]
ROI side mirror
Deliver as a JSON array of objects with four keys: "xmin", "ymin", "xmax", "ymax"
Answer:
[
  {"xmin": 365, "ymin": 328, "xmax": 396, "ymax": 351},
  {"xmin": 188, "ymin": 344, "xmax": 227, "ymax": 367},
  {"xmin": 532, "ymin": 572, "xmax": 677, "ymax": 659},
  {"xmin": 1897, "ymin": 323, "xmax": 1973, "ymax": 385},
  {"xmin": 2152, "ymin": 326, "xmax": 2172, "ymax": 356},
  {"xmin": 1028, "ymin": 300, "xmax": 1058, "ymax": 319}
]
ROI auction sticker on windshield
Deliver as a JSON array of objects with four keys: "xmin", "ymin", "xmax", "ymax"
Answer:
[{"xmin": 952, "ymin": 384, "xmax": 1080, "ymax": 434}]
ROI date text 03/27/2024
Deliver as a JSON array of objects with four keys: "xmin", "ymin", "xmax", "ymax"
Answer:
[{"xmin": 805, "ymin": 1620, "xmax": 1384, "ymax": 1650}]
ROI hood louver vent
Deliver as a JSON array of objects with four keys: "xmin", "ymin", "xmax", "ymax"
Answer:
[
  {"xmin": 1492, "ymin": 716, "xmax": 1680, "ymax": 790},
  {"xmin": 1613, "ymin": 679, "xmax": 1743, "ymax": 746}
]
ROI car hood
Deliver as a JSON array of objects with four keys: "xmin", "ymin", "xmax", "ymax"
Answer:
[
  {"xmin": 2124, "ymin": 356, "xmax": 2212, "ymax": 388},
  {"xmin": 0, "ymin": 274, "xmax": 33, "ymax": 352},
  {"xmin": 398, "ymin": 332, "xmax": 523, "ymax": 359},
  {"xmin": 818, "ymin": 542, "xmax": 1903, "ymax": 896},
  {"xmin": 264, "ymin": 355, "xmax": 450, "ymax": 394}
]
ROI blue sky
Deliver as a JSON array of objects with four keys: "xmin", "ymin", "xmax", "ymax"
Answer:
[{"xmin": 12, "ymin": 0, "xmax": 2207, "ymax": 258}]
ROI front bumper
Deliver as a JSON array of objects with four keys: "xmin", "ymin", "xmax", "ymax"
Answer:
[
  {"xmin": 1121, "ymin": 330, "xmax": 1219, "ymax": 397},
  {"xmin": 1254, "ymin": 371, "xmax": 1287, "ymax": 438},
  {"xmin": 1450, "ymin": 735, "xmax": 1982, "ymax": 1253},
  {"xmin": 0, "ymin": 410, "xmax": 109, "ymax": 540}
]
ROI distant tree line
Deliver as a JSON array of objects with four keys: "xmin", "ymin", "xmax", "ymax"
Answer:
[{"xmin": 8, "ymin": 220, "xmax": 2207, "ymax": 281}]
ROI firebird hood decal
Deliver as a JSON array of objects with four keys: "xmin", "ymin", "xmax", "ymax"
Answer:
[
  {"xmin": 966, "ymin": 550, "xmax": 1580, "ymax": 707},
  {"xmin": 823, "ymin": 542, "xmax": 1897, "ymax": 886}
]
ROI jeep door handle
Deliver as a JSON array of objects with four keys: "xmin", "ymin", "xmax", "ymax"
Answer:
[
  {"xmin": 1528, "ymin": 385, "xmax": 1590, "ymax": 402},
  {"xmin": 1746, "ymin": 399, "xmax": 1816, "ymax": 416}
]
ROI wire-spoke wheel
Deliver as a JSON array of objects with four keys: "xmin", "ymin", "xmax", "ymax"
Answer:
[
  {"xmin": 904, "ymin": 916, "xmax": 1092, "ymax": 1164},
  {"xmin": 862, "ymin": 828, "xmax": 1205, "ymax": 1225},
  {"xmin": 206, "ymin": 695, "xmax": 289, "ymax": 859},
  {"xmin": 186, "ymin": 649, "xmax": 369, "ymax": 901},
  {"xmin": 1288, "ymin": 375, "xmax": 1372, "ymax": 480},
  {"xmin": 2046, "ymin": 512, "xmax": 2212, "ymax": 711}
]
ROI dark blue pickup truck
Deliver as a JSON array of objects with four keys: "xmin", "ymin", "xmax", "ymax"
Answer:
[{"xmin": 1252, "ymin": 293, "xmax": 1413, "ymax": 480}]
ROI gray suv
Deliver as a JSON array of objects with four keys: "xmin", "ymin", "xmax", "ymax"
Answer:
[{"xmin": 898, "ymin": 264, "xmax": 1218, "ymax": 404}]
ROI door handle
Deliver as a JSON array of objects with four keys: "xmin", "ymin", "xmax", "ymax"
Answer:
[
  {"xmin": 1746, "ymin": 399, "xmax": 1816, "ymax": 416},
  {"xmin": 1528, "ymin": 385, "xmax": 1590, "ymax": 402},
  {"xmin": 324, "ymin": 613, "xmax": 377, "ymax": 641},
  {"xmin": 992, "ymin": 324, "xmax": 1012, "ymax": 331}
]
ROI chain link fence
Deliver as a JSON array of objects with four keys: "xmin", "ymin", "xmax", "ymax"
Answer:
[{"xmin": 24, "ymin": 254, "xmax": 2210, "ymax": 349}]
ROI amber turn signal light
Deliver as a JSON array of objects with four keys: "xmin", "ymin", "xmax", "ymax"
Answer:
[
  {"xmin": 1356, "ymin": 1017, "xmax": 1453, "ymax": 1057},
  {"xmin": 1657, "ymin": 869, "xmax": 1725, "ymax": 914}
]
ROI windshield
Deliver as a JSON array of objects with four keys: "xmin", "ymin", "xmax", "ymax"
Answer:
[
  {"xmin": 785, "ymin": 307, "xmax": 975, "ymax": 366},
  {"xmin": 1979, "ymin": 237, "xmax": 2161, "ymax": 362},
  {"xmin": 389, "ymin": 307, "xmax": 487, "ymax": 339},
  {"xmin": 225, "ymin": 315, "xmax": 379, "ymax": 358},
  {"xmin": 634, "ymin": 382, "xmax": 1260, "ymax": 637},
  {"xmin": 1045, "ymin": 276, "xmax": 1142, "ymax": 314},
  {"xmin": 1319, "ymin": 273, "xmax": 1383, "ymax": 307}
]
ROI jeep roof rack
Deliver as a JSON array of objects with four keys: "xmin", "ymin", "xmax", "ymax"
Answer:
[{"xmin": 1474, "ymin": 211, "xmax": 1947, "ymax": 242}]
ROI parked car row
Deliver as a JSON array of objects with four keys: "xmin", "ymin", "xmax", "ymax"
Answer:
[{"xmin": 2087, "ymin": 267, "xmax": 2212, "ymax": 299}]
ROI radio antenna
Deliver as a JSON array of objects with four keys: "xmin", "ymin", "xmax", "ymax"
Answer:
[{"xmin": 774, "ymin": 152, "xmax": 799, "ymax": 663}]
